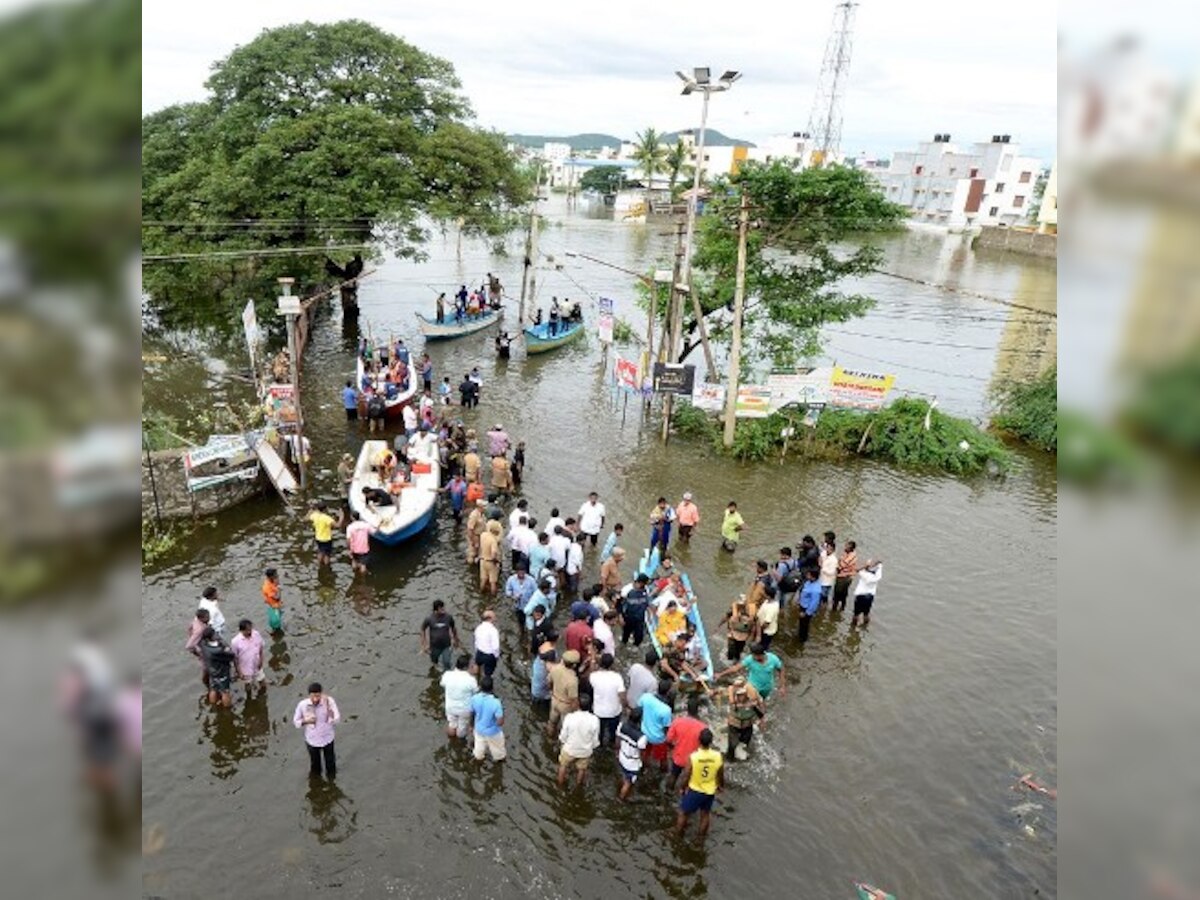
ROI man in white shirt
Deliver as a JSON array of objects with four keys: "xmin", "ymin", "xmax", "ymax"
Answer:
[
  {"xmin": 588, "ymin": 653, "xmax": 626, "ymax": 748},
  {"xmin": 548, "ymin": 526, "xmax": 572, "ymax": 579},
  {"xmin": 509, "ymin": 499, "xmax": 531, "ymax": 533},
  {"xmin": 508, "ymin": 515, "xmax": 537, "ymax": 572},
  {"xmin": 473, "ymin": 610, "xmax": 501, "ymax": 677},
  {"xmin": 542, "ymin": 507, "xmax": 566, "ymax": 537},
  {"xmin": 577, "ymin": 492, "xmax": 606, "ymax": 550},
  {"xmin": 592, "ymin": 609, "xmax": 618, "ymax": 656},
  {"xmin": 565, "ymin": 534, "xmax": 585, "ymax": 597},
  {"xmin": 439, "ymin": 654, "xmax": 478, "ymax": 741},
  {"xmin": 198, "ymin": 586, "xmax": 226, "ymax": 637},
  {"xmin": 852, "ymin": 560, "xmax": 883, "ymax": 628},
  {"xmin": 755, "ymin": 585, "xmax": 781, "ymax": 651},
  {"xmin": 819, "ymin": 539, "xmax": 838, "ymax": 605},
  {"xmin": 402, "ymin": 402, "xmax": 418, "ymax": 436},
  {"xmin": 557, "ymin": 693, "xmax": 601, "ymax": 789}
]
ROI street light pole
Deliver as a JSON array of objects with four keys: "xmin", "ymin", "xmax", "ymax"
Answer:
[
  {"xmin": 278, "ymin": 277, "xmax": 307, "ymax": 489},
  {"xmin": 723, "ymin": 192, "xmax": 751, "ymax": 448}
]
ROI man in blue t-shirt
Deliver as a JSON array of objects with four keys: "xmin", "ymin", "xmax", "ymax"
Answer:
[
  {"xmin": 341, "ymin": 381, "xmax": 359, "ymax": 422},
  {"xmin": 717, "ymin": 643, "xmax": 785, "ymax": 700},
  {"xmin": 637, "ymin": 678, "xmax": 675, "ymax": 772},
  {"xmin": 798, "ymin": 569, "xmax": 822, "ymax": 643},
  {"xmin": 469, "ymin": 676, "xmax": 506, "ymax": 762}
]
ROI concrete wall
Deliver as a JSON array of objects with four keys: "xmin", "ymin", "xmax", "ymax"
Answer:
[
  {"xmin": 974, "ymin": 225, "xmax": 1058, "ymax": 258},
  {"xmin": 141, "ymin": 449, "xmax": 265, "ymax": 521}
]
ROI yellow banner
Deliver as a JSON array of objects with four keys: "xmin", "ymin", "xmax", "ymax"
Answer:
[{"xmin": 828, "ymin": 367, "xmax": 895, "ymax": 410}]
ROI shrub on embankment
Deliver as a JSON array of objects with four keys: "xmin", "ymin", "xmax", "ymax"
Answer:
[
  {"xmin": 991, "ymin": 368, "xmax": 1057, "ymax": 453},
  {"xmin": 671, "ymin": 398, "xmax": 1011, "ymax": 474}
]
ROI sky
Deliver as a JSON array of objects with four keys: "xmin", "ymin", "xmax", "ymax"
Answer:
[{"xmin": 139, "ymin": 0, "xmax": 1062, "ymax": 163}]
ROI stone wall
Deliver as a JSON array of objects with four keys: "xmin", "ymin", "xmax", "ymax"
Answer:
[
  {"xmin": 974, "ymin": 226, "xmax": 1058, "ymax": 259},
  {"xmin": 141, "ymin": 449, "xmax": 265, "ymax": 521}
]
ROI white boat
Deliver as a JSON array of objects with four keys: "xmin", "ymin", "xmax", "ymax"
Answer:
[{"xmin": 347, "ymin": 437, "xmax": 440, "ymax": 545}]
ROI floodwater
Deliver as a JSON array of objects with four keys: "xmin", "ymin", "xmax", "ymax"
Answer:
[{"xmin": 142, "ymin": 201, "xmax": 1056, "ymax": 898}]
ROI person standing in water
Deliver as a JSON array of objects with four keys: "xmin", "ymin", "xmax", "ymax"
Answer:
[
  {"xmin": 293, "ymin": 682, "xmax": 341, "ymax": 778},
  {"xmin": 675, "ymin": 729, "xmax": 725, "ymax": 838}
]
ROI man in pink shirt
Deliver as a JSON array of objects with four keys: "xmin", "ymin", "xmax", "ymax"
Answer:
[
  {"xmin": 676, "ymin": 492, "xmax": 700, "ymax": 545},
  {"xmin": 293, "ymin": 682, "xmax": 341, "ymax": 777},
  {"xmin": 231, "ymin": 618, "xmax": 266, "ymax": 695},
  {"xmin": 346, "ymin": 511, "xmax": 377, "ymax": 575}
]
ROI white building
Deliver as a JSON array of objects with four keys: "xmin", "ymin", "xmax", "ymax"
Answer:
[
  {"xmin": 875, "ymin": 134, "xmax": 1043, "ymax": 231},
  {"xmin": 746, "ymin": 132, "xmax": 825, "ymax": 169},
  {"xmin": 1037, "ymin": 161, "xmax": 1058, "ymax": 234}
]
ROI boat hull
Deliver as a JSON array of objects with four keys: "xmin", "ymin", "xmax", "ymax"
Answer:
[
  {"xmin": 357, "ymin": 356, "xmax": 417, "ymax": 420},
  {"xmin": 347, "ymin": 438, "xmax": 440, "ymax": 545},
  {"xmin": 417, "ymin": 310, "xmax": 500, "ymax": 340},
  {"xmin": 639, "ymin": 547, "xmax": 715, "ymax": 682},
  {"xmin": 523, "ymin": 321, "xmax": 583, "ymax": 354}
]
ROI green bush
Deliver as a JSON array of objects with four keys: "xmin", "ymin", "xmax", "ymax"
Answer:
[
  {"xmin": 672, "ymin": 401, "xmax": 720, "ymax": 441},
  {"xmin": 992, "ymin": 368, "xmax": 1057, "ymax": 452},
  {"xmin": 1123, "ymin": 348, "xmax": 1200, "ymax": 453}
]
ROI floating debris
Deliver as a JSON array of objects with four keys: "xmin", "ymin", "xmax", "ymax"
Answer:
[
  {"xmin": 1013, "ymin": 773, "xmax": 1057, "ymax": 799},
  {"xmin": 855, "ymin": 880, "xmax": 896, "ymax": 899}
]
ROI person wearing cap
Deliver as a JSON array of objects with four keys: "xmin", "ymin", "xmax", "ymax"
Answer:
[
  {"xmin": 486, "ymin": 424, "xmax": 509, "ymax": 458},
  {"xmin": 725, "ymin": 676, "xmax": 766, "ymax": 760},
  {"xmin": 546, "ymin": 649, "xmax": 580, "ymax": 736},
  {"xmin": 620, "ymin": 573, "xmax": 651, "ymax": 647},
  {"xmin": 479, "ymin": 520, "xmax": 504, "ymax": 595},
  {"xmin": 293, "ymin": 682, "xmax": 341, "ymax": 777},
  {"xmin": 600, "ymin": 522, "xmax": 624, "ymax": 563},
  {"xmin": 577, "ymin": 491, "xmax": 607, "ymax": 549},
  {"xmin": 755, "ymin": 584, "xmax": 781, "ymax": 651},
  {"xmin": 716, "ymin": 642, "xmax": 785, "ymax": 701},
  {"xmin": 337, "ymin": 452, "xmax": 355, "ymax": 500},
  {"xmin": 676, "ymin": 493, "xmax": 700, "ymax": 544},
  {"xmin": 466, "ymin": 499, "xmax": 487, "ymax": 565},
  {"xmin": 473, "ymin": 610, "xmax": 501, "ymax": 677}
]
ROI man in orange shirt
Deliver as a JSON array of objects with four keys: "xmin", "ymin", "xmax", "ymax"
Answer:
[
  {"xmin": 262, "ymin": 567, "xmax": 284, "ymax": 633},
  {"xmin": 676, "ymin": 492, "xmax": 700, "ymax": 544}
]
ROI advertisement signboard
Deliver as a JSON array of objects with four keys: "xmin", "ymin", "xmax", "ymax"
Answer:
[
  {"xmin": 766, "ymin": 367, "xmax": 832, "ymax": 410},
  {"xmin": 734, "ymin": 385, "xmax": 772, "ymax": 418},
  {"xmin": 597, "ymin": 297, "xmax": 614, "ymax": 343},
  {"xmin": 828, "ymin": 367, "xmax": 895, "ymax": 410},
  {"xmin": 651, "ymin": 362, "xmax": 696, "ymax": 395},
  {"xmin": 691, "ymin": 382, "xmax": 725, "ymax": 412},
  {"xmin": 613, "ymin": 356, "xmax": 640, "ymax": 393}
]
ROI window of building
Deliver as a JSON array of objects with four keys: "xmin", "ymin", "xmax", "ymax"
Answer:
[
  {"xmin": 1013, "ymin": 195, "xmax": 1025, "ymax": 207},
  {"xmin": 995, "ymin": 183, "xmax": 1005, "ymax": 193},
  {"xmin": 969, "ymin": 167, "xmax": 979, "ymax": 177},
  {"xmin": 989, "ymin": 206, "xmax": 999, "ymax": 216},
  {"xmin": 949, "ymin": 167, "xmax": 956, "ymax": 176},
  {"xmin": 915, "ymin": 165, "xmax": 924, "ymax": 174},
  {"xmin": 1019, "ymin": 171, "xmax": 1032, "ymax": 183}
]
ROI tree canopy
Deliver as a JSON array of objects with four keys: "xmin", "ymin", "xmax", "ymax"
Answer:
[
  {"xmin": 631, "ymin": 127, "xmax": 667, "ymax": 188},
  {"xmin": 666, "ymin": 161, "xmax": 906, "ymax": 371},
  {"xmin": 142, "ymin": 20, "xmax": 532, "ymax": 328},
  {"xmin": 578, "ymin": 165, "xmax": 627, "ymax": 195}
]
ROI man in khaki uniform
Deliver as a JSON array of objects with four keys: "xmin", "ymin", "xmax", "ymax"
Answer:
[
  {"xmin": 466, "ymin": 499, "xmax": 486, "ymax": 566},
  {"xmin": 546, "ymin": 649, "xmax": 580, "ymax": 736},
  {"xmin": 479, "ymin": 520, "xmax": 503, "ymax": 595}
]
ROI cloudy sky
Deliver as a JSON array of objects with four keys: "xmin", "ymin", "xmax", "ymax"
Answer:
[{"xmin": 143, "ymin": 0, "xmax": 1059, "ymax": 162}]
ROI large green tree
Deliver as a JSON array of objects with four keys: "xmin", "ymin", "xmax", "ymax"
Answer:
[
  {"xmin": 665, "ymin": 139, "xmax": 690, "ymax": 197},
  {"xmin": 630, "ymin": 127, "xmax": 667, "ymax": 190},
  {"xmin": 142, "ymin": 20, "xmax": 531, "ymax": 327},
  {"xmin": 578, "ymin": 165, "xmax": 626, "ymax": 194},
  {"xmin": 673, "ymin": 161, "xmax": 906, "ymax": 370}
]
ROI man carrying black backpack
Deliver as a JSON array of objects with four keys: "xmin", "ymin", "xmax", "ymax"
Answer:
[{"xmin": 775, "ymin": 546, "xmax": 801, "ymax": 609}]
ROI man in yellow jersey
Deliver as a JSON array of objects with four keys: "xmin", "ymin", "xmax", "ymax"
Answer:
[
  {"xmin": 675, "ymin": 728, "xmax": 725, "ymax": 837},
  {"xmin": 307, "ymin": 501, "xmax": 338, "ymax": 568}
]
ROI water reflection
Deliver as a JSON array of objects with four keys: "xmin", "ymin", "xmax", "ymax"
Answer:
[{"xmin": 301, "ymin": 777, "xmax": 357, "ymax": 844}]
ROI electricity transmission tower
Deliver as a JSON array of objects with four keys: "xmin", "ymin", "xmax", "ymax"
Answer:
[{"xmin": 805, "ymin": 0, "xmax": 859, "ymax": 165}]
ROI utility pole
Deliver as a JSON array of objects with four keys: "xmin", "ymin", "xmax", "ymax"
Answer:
[
  {"xmin": 278, "ymin": 277, "xmax": 307, "ymax": 489},
  {"xmin": 661, "ymin": 219, "xmax": 687, "ymax": 442},
  {"xmin": 519, "ymin": 166, "xmax": 541, "ymax": 323},
  {"xmin": 723, "ymin": 192, "xmax": 751, "ymax": 448}
]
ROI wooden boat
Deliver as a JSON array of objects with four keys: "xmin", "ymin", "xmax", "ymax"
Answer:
[
  {"xmin": 638, "ymin": 546, "xmax": 715, "ymax": 682},
  {"xmin": 522, "ymin": 319, "xmax": 584, "ymax": 354},
  {"xmin": 347, "ymin": 438, "xmax": 440, "ymax": 545},
  {"xmin": 854, "ymin": 882, "xmax": 896, "ymax": 900},
  {"xmin": 356, "ymin": 355, "xmax": 417, "ymax": 421},
  {"xmin": 416, "ymin": 307, "xmax": 500, "ymax": 340}
]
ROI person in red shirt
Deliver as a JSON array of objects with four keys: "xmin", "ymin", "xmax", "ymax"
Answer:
[
  {"xmin": 666, "ymin": 695, "xmax": 708, "ymax": 790},
  {"xmin": 564, "ymin": 608, "xmax": 595, "ymax": 658}
]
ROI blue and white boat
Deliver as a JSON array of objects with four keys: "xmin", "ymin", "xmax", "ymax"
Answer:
[
  {"xmin": 522, "ymin": 319, "xmax": 584, "ymax": 354},
  {"xmin": 416, "ymin": 307, "xmax": 500, "ymax": 340},
  {"xmin": 347, "ymin": 438, "xmax": 440, "ymax": 546},
  {"xmin": 638, "ymin": 546, "xmax": 715, "ymax": 682}
]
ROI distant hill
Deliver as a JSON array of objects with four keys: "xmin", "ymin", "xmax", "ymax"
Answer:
[{"xmin": 507, "ymin": 129, "xmax": 756, "ymax": 151}]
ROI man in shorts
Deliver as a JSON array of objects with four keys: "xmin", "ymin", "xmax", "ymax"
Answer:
[
  {"xmin": 307, "ymin": 501, "xmax": 338, "ymax": 568},
  {"xmin": 616, "ymin": 707, "xmax": 648, "ymax": 801},
  {"xmin": 675, "ymin": 729, "xmax": 725, "ymax": 838},
  {"xmin": 230, "ymin": 618, "xmax": 266, "ymax": 697},
  {"xmin": 199, "ymin": 627, "xmax": 235, "ymax": 707},
  {"xmin": 638, "ymin": 678, "xmax": 675, "ymax": 774},
  {"xmin": 420, "ymin": 600, "xmax": 460, "ymax": 671},
  {"xmin": 470, "ymin": 676, "xmax": 506, "ymax": 763},
  {"xmin": 440, "ymin": 653, "xmax": 478, "ymax": 742},
  {"xmin": 557, "ymin": 693, "xmax": 601, "ymax": 789}
]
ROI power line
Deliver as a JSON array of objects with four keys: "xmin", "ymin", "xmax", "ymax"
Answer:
[
  {"xmin": 824, "ymin": 343, "xmax": 991, "ymax": 381},
  {"xmin": 143, "ymin": 244, "xmax": 372, "ymax": 263},
  {"xmin": 826, "ymin": 327, "xmax": 1053, "ymax": 354}
]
